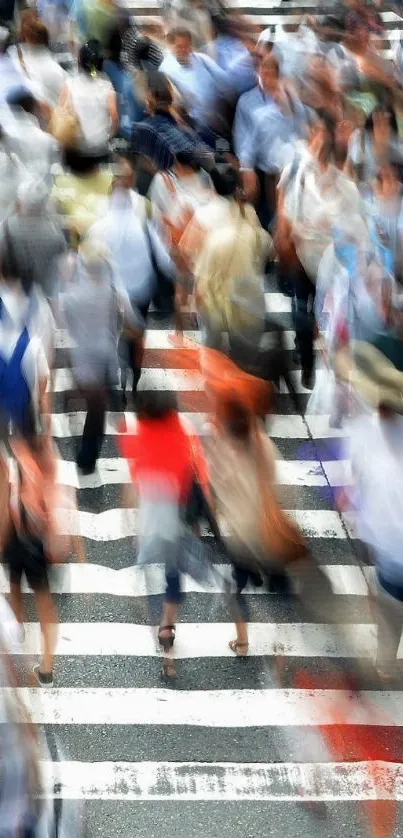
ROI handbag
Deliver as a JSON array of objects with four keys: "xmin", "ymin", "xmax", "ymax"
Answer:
[
  {"xmin": 49, "ymin": 86, "xmax": 80, "ymax": 149},
  {"xmin": 254, "ymin": 428, "xmax": 308, "ymax": 564}
]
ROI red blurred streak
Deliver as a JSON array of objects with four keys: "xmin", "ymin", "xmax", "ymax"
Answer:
[{"xmin": 293, "ymin": 670, "xmax": 398, "ymax": 837}]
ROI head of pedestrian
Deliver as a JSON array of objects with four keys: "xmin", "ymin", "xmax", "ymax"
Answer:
[
  {"xmin": 19, "ymin": 9, "xmax": 49, "ymax": 48},
  {"xmin": 221, "ymin": 396, "xmax": 254, "ymax": 442},
  {"xmin": 259, "ymin": 53, "xmax": 280, "ymax": 96},
  {"xmin": 365, "ymin": 105, "xmax": 399, "ymax": 151},
  {"xmin": 173, "ymin": 148, "xmax": 200, "ymax": 179},
  {"xmin": 146, "ymin": 71, "xmax": 174, "ymax": 115},
  {"xmin": 167, "ymin": 26, "xmax": 193, "ymax": 66},
  {"xmin": 345, "ymin": 21, "xmax": 370, "ymax": 54},
  {"xmin": 5, "ymin": 87, "xmax": 39, "ymax": 118},
  {"xmin": 136, "ymin": 391, "xmax": 178, "ymax": 421},
  {"xmin": 210, "ymin": 163, "xmax": 241, "ymax": 199},
  {"xmin": 375, "ymin": 162, "xmax": 402, "ymax": 202},
  {"xmin": 78, "ymin": 39, "xmax": 103, "ymax": 77}
]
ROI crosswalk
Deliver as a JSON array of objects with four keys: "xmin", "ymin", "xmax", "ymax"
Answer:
[{"xmin": 9, "ymin": 273, "xmax": 403, "ymax": 838}]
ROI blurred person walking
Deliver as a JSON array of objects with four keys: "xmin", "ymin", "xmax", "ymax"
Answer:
[
  {"xmin": 87, "ymin": 156, "xmax": 174, "ymax": 404},
  {"xmin": 1, "ymin": 434, "xmax": 85, "ymax": 687},
  {"xmin": 0, "ymin": 177, "xmax": 67, "ymax": 305},
  {"xmin": 192, "ymin": 165, "xmax": 271, "ymax": 350},
  {"xmin": 119, "ymin": 390, "xmax": 213, "ymax": 679},
  {"xmin": 337, "ymin": 327, "xmax": 403, "ymax": 681},
  {"xmin": 206, "ymin": 397, "xmax": 306, "ymax": 654},
  {"xmin": 61, "ymin": 240, "xmax": 140, "ymax": 474},
  {"xmin": 12, "ymin": 10, "xmax": 66, "ymax": 108},
  {"xmin": 55, "ymin": 39, "xmax": 118, "ymax": 171}
]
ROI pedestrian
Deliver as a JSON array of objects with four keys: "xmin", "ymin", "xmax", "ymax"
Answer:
[
  {"xmin": 337, "ymin": 336, "xmax": 403, "ymax": 680},
  {"xmin": 0, "ymin": 177, "xmax": 67, "ymax": 304},
  {"xmin": 61, "ymin": 240, "xmax": 141, "ymax": 473},
  {"xmin": 193, "ymin": 165, "xmax": 271, "ymax": 350},
  {"xmin": 86, "ymin": 156, "xmax": 174, "ymax": 405},
  {"xmin": 1, "ymin": 434, "xmax": 85, "ymax": 687},
  {"xmin": 55, "ymin": 39, "xmax": 118, "ymax": 172},
  {"xmin": 119, "ymin": 390, "xmax": 212, "ymax": 678}
]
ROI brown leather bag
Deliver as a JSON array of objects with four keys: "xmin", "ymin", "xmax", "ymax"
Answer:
[{"xmin": 255, "ymin": 429, "xmax": 308, "ymax": 564}]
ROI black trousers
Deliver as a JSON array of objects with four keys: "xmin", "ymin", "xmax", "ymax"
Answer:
[
  {"xmin": 76, "ymin": 386, "xmax": 107, "ymax": 472},
  {"xmin": 293, "ymin": 265, "xmax": 316, "ymax": 377}
]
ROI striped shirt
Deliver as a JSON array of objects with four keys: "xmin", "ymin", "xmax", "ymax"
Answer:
[
  {"xmin": 121, "ymin": 26, "xmax": 163, "ymax": 73},
  {"xmin": 132, "ymin": 110, "xmax": 210, "ymax": 172}
]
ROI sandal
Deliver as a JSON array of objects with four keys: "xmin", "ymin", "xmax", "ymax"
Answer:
[
  {"xmin": 229, "ymin": 640, "xmax": 248, "ymax": 657},
  {"xmin": 158, "ymin": 625, "xmax": 176, "ymax": 653}
]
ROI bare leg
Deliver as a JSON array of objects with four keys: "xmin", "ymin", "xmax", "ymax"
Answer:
[
  {"xmin": 34, "ymin": 590, "xmax": 58, "ymax": 674},
  {"xmin": 228, "ymin": 565, "xmax": 249, "ymax": 654},
  {"xmin": 159, "ymin": 601, "xmax": 179, "ymax": 678}
]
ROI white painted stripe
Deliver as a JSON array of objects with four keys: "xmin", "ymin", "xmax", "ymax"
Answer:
[
  {"xmin": 55, "ymin": 508, "xmax": 347, "ymax": 540},
  {"xmin": 305, "ymin": 415, "xmax": 346, "ymax": 439},
  {"xmin": 51, "ymin": 368, "xmax": 204, "ymax": 393},
  {"xmin": 51, "ymin": 367, "xmax": 312, "ymax": 394},
  {"xmin": 9, "ymin": 687, "xmax": 403, "ymax": 725},
  {"xmin": 129, "ymin": 0, "xmax": 399, "ymax": 17},
  {"xmin": 0, "ymin": 563, "xmax": 371, "ymax": 597},
  {"xmin": 55, "ymin": 330, "xmax": 201, "ymax": 351},
  {"xmin": 50, "ymin": 411, "xmax": 314, "ymax": 439},
  {"xmin": 322, "ymin": 460, "xmax": 352, "ymax": 488},
  {"xmin": 54, "ymin": 328, "xmax": 297, "ymax": 352},
  {"xmin": 15, "ymin": 621, "xmax": 380, "ymax": 658},
  {"xmin": 38, "ymin": 760, "xmax": 403, "ymax": 801},
  {"xmin": 52, "ymin": 456, "xmax": 336, "ymax": 489}
]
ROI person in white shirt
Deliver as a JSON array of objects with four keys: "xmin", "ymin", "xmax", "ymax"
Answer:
[
  {"xmin": 11, "ymin": 10, "xmax": 66, "ymax": 108},
  {"xmin": 2, "ymin": 88, "xmax": 59, "ymax": 183},
  {"xmin": 58, "ymin": 39, "xmax": 118, "ymax": 169},
  {"xmin": 86, "ymin": 157, "xmax": 173, "ymax": 403}
]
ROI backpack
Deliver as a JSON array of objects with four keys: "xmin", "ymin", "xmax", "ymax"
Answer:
[
  {"xmin": 0, "ymin": 294, "xmax": 38, "ymax": 437},
  {"xmin": 9, "ymin": 438, "xmax": 70, "ymax": 565}
]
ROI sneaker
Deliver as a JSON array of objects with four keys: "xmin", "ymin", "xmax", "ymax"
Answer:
[{"xmin": 33, "ymin": 665, "xmax": 54, "ymax": 687}]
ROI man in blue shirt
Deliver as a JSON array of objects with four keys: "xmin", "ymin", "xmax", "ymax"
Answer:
[
  {"xmin": 233, "ymin": 40, "xmax": 274, "ymax": 162},
  {"xmin": 159, "ymin": 25, "xmax": 248, "ymax": 146},
  {"xmin": 238, "ymin": 52, "xmax": 309, "ymax": 228}
]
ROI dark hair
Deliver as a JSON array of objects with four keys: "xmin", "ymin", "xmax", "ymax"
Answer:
[
  {"xmin": 365, "ymin": 105, "xmax": 398, "ymax": 137},
  {"xmin": 136, "ymin": 391, "xmax": 178, "ymax": 420},
  {"xmin": 210, "ymin": 163, "xmax": 240, "ymax": 198},
  {"xmin": 175, "ymin": 148, "xmax": 199, "ymax": 170},
  {"xmin": 105, "ymin": 27, "xmax": 122, "ymax": 64},
  {"xmin": 78, "ymin": 39, "xmax": 103, "ymax": 74},
  {"xmin": 167, "ymin": 26, "xmax": 193, "ymax": 43},
  {"xmin": 147, "ymin": 71, "xmax": 173, "ymax": 109},
  {"xmin": 223, "ymin": 398, "xmax": 253, "ymax": 441},
  {"xmin": 6, "ymin": 86, "xmax": 36, "ymax": 114}
]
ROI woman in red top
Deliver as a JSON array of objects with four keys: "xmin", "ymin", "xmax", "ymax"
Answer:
[{"xmin": 119, "ymin": 390, "xmax": 211, "ymax": 678}]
